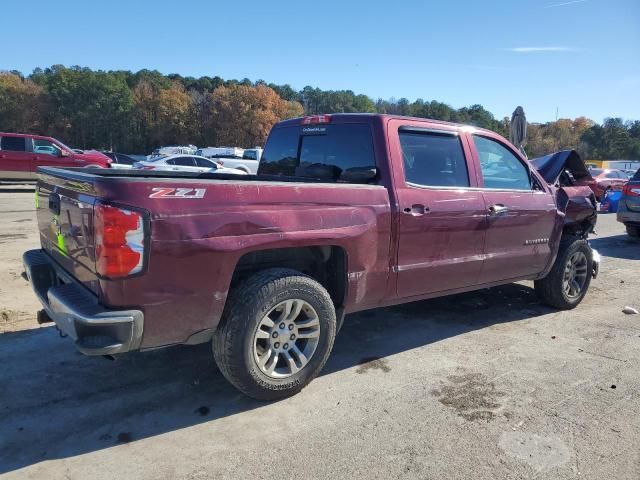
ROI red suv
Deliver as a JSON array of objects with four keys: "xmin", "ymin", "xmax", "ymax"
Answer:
[
  {"xmin": 588, "ymin": 168, "xmax": 628, "ymax": 199},
  {"xmin": 0, "ymin": 133, "xmax": 111, "ymax": 180}
]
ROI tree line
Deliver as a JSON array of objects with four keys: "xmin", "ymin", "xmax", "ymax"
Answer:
[{"xmin": 0, "ymin": 65, "xmax": 639, "ymax": 160}]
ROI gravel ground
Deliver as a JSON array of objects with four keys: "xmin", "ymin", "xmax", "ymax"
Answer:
[{"xmin": 0, "ymin": 188, "xmax": 639, "ymax": 479}]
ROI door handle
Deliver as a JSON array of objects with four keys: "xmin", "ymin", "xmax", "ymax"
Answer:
[
  {"xmin": 489, "ymin": 204, "xmax": 509, "ymax": 216},
  {"xmin": 403, "ymin": 204, "xmax": 428, "ymax": 216}
]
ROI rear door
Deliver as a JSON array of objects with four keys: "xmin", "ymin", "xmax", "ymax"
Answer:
[
  {"xmin": 389, "ymin": 120, "xmax": 488, "ymax": 297},
  {"xmin": 468, "ymin": 133, "xmax": 556, "ymax": 282},
  {"xmin": 0, "ymin": 136, "xmax": 34, "ymax": 179}
]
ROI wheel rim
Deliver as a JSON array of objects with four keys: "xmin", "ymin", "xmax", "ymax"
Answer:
[
  {"xmin": 563, "ymin": 251, "xmax": 588, "ymax": 299},
  {"xmin": 252, "ymin": 299, "xmax": 321, "ymax": 378}
]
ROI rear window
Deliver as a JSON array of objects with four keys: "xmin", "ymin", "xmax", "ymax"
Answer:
[
  {"xmin": 632, "ymin": 168, "xmax": 640, "ymax": 181},
  {"xmin": 1, "ymin": 136, "xmax": 26, "ymax": 152},
  {"xmin": 589, "ymin": 168, "xmax": 603, "ymax": 176},
  {"xmin": 115, "ymin": 154, "xmax": 134, "ymax": 165},
  {"xmin": 258, "ymin": 123, "xmax": 375, "ymax": 182}
]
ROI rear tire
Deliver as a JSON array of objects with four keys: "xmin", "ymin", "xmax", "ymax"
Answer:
[
  {"xmin": 626, "ymin": 224, "xmax": 640, "ymax": 237},
  {"xmin": 535, "ymin": 236, "xmax": 593, "ymax": 310},
  {"xmin": 212, "ymin": 268, "xmax": 336, "ymax": 400}
]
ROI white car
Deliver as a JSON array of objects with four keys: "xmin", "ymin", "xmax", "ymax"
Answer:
[
  {"xmin": 133, "ymin": 155, "xmax": 248, "ymax": 175},
  {"xmin": 196, "ymin": 147, "xmax": 262, "ymax": 174}
]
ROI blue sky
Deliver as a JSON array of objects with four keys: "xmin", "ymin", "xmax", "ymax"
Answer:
[{"xmin": 3, "ymin": 0, "xmax": 638, "ymax": 123}]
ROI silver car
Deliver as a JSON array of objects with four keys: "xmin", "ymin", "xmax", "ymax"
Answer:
[
  {"xmin": 617, "ymin": 168, "xmax": 640, "ymax": 237},
  {"xmin": 134, "ymin": 155, "xmax": 247, "ymax": 175}
]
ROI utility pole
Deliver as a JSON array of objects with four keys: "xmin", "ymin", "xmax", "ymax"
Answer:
[{"xmin": 555, "ymin": 107, "xmax": 559, "ymax": 121}]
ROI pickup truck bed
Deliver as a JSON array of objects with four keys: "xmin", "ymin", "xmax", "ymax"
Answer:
[{"xmin": 24, "ymin": 113, "xmax": 598, "ymax": 399}]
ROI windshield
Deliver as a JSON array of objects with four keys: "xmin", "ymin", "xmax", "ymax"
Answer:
[{"xmin": 52, "ymin": 139, "xmax": 74, "ymax": 152}]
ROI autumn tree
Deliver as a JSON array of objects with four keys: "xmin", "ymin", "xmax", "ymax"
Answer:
[
  {"xmin": 132, "ymin": 80, "xmax": 195, "ymax": 152},
  {"xmin": 209, "ymin": 84, "xmax": 304, "ymax": 147},
  {"xmin": 0, "ymin": 73, "xmax": 48, "ymax": 133},
  {"xmin": 1, "ymin": 64, "xmax": 638, "ymax": 158}
]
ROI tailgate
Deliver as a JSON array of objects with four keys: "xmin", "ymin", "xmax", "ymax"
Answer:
[{"xmin": 35, "ymin": 175, "xmax": 100, "ymax": 294}]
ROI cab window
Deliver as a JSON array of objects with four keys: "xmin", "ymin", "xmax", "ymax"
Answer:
[
  {"xmin": 474, "ymin": 135, "xmax": 531, "ymax": 190},
  {"xmin": 0, "ymin": 136, "xmax": 26, "ymax": 152}
]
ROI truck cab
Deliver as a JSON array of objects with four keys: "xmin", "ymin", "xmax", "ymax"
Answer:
[{"xmin": 0, "ymin": 133, "xmax": 111, "ymax": 180}]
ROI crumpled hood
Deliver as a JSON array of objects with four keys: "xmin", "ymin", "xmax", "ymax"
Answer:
[{"xmin": 530, "ymin": 150, "xmax": 592, "ymax": 184}]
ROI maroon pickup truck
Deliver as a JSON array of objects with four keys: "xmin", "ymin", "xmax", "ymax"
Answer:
[{"xmin": 24, "ymin": 114, "xmax": 598, "ymax": 399}]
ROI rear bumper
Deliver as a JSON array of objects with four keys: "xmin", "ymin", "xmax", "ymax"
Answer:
[
  {"xmin": 617, "ymin": 199, "xmax": 640, "ymax": 225},
  {"xmin": 23, "ymin": 249, "xmax": 144, "ymax": 356}
]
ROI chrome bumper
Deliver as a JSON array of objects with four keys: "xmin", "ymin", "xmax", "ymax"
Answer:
[{"xmin": 23, "ymin": 249, "xmax": 144, "ymax": 356}]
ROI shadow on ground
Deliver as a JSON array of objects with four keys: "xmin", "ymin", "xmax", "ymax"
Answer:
[
  {"xmin": 0, "ymin": 283, "xmax": 550, "ymax": 473},
  {"xmin": 590, "ymin": 234, "xmax": 640, "ymax": 260}
]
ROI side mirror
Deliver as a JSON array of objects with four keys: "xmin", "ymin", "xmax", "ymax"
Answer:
[
  {"xmin": 60, "ymin": 149, "xmax": 70, "ymax": 157},
  {"xmin": 339, "ymin": 167, "xmax": 378, "ymax": 184}
]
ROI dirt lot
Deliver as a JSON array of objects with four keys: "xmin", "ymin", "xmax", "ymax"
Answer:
[{"xmin": 0, "ymin": 187, "xmax": 639, "ymax": 479}]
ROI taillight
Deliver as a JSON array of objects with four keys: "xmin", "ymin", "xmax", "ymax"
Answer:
[
  {"xmin": 141, "ymin": 165, "xmax": 155, "ymax": 170},
  {"xmin": 301, "ymin": 115, "xmax": 332, "ymax": 125},
  {"xmin": 94, "ymin": 202, "xmax": 146, "ymax": 278},
  {"xmin": 623, "ymin": 183, "xmax": 640, "ymax": 197}
]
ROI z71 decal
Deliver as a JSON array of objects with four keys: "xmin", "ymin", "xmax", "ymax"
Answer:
[{"xmin": 149, "ymin": 187, "xmax": 206, "ymax": 199}]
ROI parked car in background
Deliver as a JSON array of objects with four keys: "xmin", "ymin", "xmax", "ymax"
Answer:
[
  {"xmin": 24, "ymin": 114, "xmax": 598, "ymax": 400},
  {"xmin": 0, "ymin": 133, "xmax": 111, "ymax": 180},
  {"xmin": 133, "ymin": 154, "xmax": 247, "ymax": 174},
  {"xmin": 102, "ymin": 152, "xmax": 136, "ymax": 169},
  {"xmin": 588, "ymin": 168, "xmax": 628, "ymax": 199},
  {"xmin": 196, "ymin": 146, "xmax": 259, "ymax": 173},
  {"xmin": 242, "ymin": 147, "xmax": 263, "ymax": 162},
  {"xmin": 196, "ymin": 146, "xmax": 244, "ymax": 158},
  {"xmin": 617, "ymin": 168, "xmax": 640, "ymax": 237},
  {"xmin": 214, "ymin": 151, "xmax": 261, "ymax": 174},
  {"xmin": 149, "ymin": 145, "xmax": 197, "ymax": 158}
]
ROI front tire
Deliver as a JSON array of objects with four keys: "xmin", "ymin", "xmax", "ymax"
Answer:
[
  {"xmin": 535, "ymin": 236, "xmax": 593, "ymax": 310},
  {"xmin": 213, "ymin": 268, "xmax": 336, "ymax": 400}
]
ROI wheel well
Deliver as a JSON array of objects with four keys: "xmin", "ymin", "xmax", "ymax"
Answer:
[
  {"xmin": 562, "ymin": 217, "xmax": 595, "ymax": 238},
  {"xmin": 231, "ymin": 246, "xmax": 347, "ymax": 307}
]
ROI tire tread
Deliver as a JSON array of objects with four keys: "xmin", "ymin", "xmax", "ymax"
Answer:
[{"xmin": 213, "ymin": 268, "xmax": 335, "ymax": 400}]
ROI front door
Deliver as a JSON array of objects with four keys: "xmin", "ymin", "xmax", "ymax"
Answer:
[
  {"xmin": 32, "ymin": 138, "xmax": 77, "ymax": 171},
  {"xmin": 468, "ymin": 134, "xmax": 556, "ymax": 283},
  {"xmin": 391, "ymin": 121, "xmax": 488, "ymax": 297}
]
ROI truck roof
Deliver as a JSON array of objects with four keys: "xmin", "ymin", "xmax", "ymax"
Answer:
[
  {"xmin": 276, "ymin": 113, "xmax": 495, "ymax": 134},
  {"xmin": 0, "ymin": 132, "xmax": 55, "ymax": 141}
]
